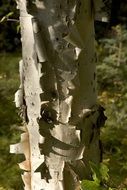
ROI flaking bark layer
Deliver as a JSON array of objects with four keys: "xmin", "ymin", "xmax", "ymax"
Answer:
[{"xmin": 11, "ymin": 0, "xmax": 107, "ymax": 189}]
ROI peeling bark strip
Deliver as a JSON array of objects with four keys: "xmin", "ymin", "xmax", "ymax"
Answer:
[{"xmin": 11, "ymin": 0, "xmax": 107, "ymax": 189}]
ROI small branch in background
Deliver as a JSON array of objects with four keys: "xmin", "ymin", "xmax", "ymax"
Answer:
[{"xmin": 7, "ymin": 18, "xmax": 19, "ymax": 22}]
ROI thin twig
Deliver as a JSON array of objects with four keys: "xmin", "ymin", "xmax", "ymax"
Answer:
[{"xmin": 7, "ymin": 18, "xmax": 19, "ymax": 22}]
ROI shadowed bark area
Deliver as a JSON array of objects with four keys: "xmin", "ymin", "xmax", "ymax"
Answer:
[{"xmin": 10, "ymin": 0, "xmax": 107, "ymax": 189}]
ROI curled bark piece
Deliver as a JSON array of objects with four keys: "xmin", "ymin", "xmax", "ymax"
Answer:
[
  {"xmin": 15, "ymin": 88, "xmax": 23, "ymax": 108},
  {"xmin": 32, "ymin": 17, "xmax": 47, "ymax": 63},
  {"xmin": 10, "ymin": 132, "xmax": 29, "ymax": 156},
  {"xmin": 63, "ymin": 24, "xmax": 84, "ymax": 48},
  {"xmin": 22, "ymin": 172, "xmax": 31, "ymax": 190},
  {"xmin": 19, "ymin": 160, "xmax": 31, "ymax": 171}
]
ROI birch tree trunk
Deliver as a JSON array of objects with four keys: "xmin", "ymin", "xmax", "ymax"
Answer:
[{"xmin": 10, "ymin": 0, "xmax": 107, "ymax": 189}]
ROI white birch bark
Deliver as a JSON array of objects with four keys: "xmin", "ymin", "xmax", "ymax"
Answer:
[{"xmin": 10, "ymin": 0, "xmax": 107, "ymax": 189}]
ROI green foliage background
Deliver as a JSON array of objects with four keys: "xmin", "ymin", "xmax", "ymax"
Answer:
[
  {"xmin": 0, "ymin": 54, "xmax": 23, "ymax": 189},
  {"xmin": 0, "ymin": 0, "xmax": 20, "ymax": 52},
  {"xmin": 97, "ymin": 25, "xmax": 127, "ymax": 189}
]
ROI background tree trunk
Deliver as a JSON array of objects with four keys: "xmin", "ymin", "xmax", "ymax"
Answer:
[{"xmin": 10, "ymin": 0, "xmax": 107, "ymax": 189}]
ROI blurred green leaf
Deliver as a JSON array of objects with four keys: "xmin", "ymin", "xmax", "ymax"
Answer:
[
  {"xmin": 81, "ymin": 180, "xmax": 100, "ymax": 190},
  {"xmin": 0, "ymin": 12, "xmax": 14, "ymax": 23}
]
